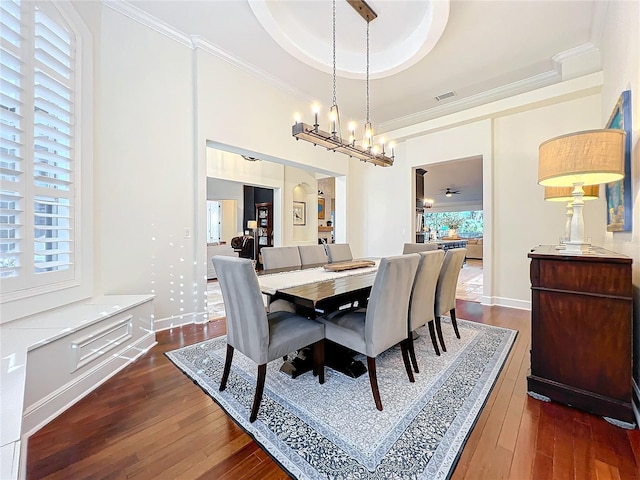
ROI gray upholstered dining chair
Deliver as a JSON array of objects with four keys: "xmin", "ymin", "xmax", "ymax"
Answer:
[
  {"xmin": 325, "ymin": 243, "xmax": 353, "ymax": 263},
  {"xmin": 318, "ymin": 254, "xmax": 420, "ymax": 411},
  {"xmin": 434, "ymin": 248, "xmax": 467, "ymax": 352},
  {"xmin": 260, "ymin": 246, "xmax": 303, "ymax": 313},
  {"xmin": 212, "ymin": 256, "xmax": 325, "ymax": 423},
  {"xmin": 407, "ymin": 249, "xmax": 445, "ymax": 369},
  {"xmin": 298, "ymin": 244, "xmax": 328, "ymax": 266},
  {"xmin": 260, "ymin": 246, "xmax": 302, "ymax": 271},
  {"xmin": 402, "ymin": 242, "xmax": 439, "ymax": 254}
]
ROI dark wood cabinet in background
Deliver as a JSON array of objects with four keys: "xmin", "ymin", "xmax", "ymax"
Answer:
[
  {"xmin": 527, "ymin": 245, "xmax": 635, "ymax": 425},
  {"xmin": 255, "ymin": 202, "xmax": 273, "ymax": 267}
]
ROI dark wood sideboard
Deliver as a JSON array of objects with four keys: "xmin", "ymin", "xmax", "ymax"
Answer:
[{"xmin": 527, "ymin": 245, "xmax": 635, "ymax": 425}]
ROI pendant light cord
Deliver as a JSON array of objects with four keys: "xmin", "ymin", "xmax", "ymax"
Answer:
[
  {"xmin": 332, "ymin": 0, "xmax": 337, "ymax": 108},
  {"xmin": 366, "ymin": 20, "xmax": 370, "ymax": 125}
]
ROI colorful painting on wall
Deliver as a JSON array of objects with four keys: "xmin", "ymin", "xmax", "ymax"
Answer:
[
  {"xmin": 605, "ymin": 90, "xmax": 632, "ymax": 232},
  {"xmin": 318, "ymin": 197, "xmax": 325, "ymax": 219}
]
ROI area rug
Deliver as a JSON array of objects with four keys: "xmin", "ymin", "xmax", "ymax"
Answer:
[{"xmin": 166, "ymin": 318, "xmax": 517, "ymax": 479}]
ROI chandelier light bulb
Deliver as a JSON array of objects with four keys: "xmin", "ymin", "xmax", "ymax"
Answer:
[
  {"xmin": 294, "ymin": 113, "xmax": 301, "ymax": 124},
  {"xmin": 348, "ymin": 122, "xmax": 356, "ymax": 145},
  {"xmin": 363, "ymin": 122, "xmax": 373, "ymax": 149},
  {"xmin": 329, "ymin": 105, "xmax": 338, "ymax": 137}
]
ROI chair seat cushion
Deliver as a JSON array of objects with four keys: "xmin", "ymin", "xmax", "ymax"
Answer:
[
  {"xmin": 318, "ymin": 309, "xmax": 367, "ymax": 355},
  {"xmin": 267, "ymin": 311, "xmax": 324, "ymax": 361}
]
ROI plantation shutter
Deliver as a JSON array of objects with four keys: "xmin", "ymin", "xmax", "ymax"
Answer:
[
  {"xmin": 1, "ymin": 0, "xmax": 76, "ymax": 291},
  {"xmin": 0, "ymin": 0, "xmax": 24, "ymax": 281}
]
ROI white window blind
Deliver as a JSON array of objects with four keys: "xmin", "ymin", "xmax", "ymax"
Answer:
[{"xmin": 1, "ymin": 0, "xmax": 76, "ymax": 293}]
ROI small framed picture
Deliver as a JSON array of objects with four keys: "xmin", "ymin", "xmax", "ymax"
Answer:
[
  {"xmin": 293, "ymin": 201, "xmax": 306, "ymax": 226},
  {"xmin": 318, "ymin": 197, "xmax": 325, "ymax": 219}
]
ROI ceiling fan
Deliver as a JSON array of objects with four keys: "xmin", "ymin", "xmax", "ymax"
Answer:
[{"xmin": 443, "ymin": 188, "xmax": 461, "ymax": 197}]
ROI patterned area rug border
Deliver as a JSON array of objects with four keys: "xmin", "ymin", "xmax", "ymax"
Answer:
[{"xmin": 166, "ymin": 318, "xmax": 517, "ymax": 479}]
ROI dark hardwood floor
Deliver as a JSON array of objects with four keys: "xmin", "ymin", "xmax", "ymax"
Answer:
[{"xmin": 27, "ymin": 301, "xmax": 640, "ymax": 479}]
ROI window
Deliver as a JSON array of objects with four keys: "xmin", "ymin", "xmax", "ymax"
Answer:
[
  {"xmin": 1, "ymin": 0, "xmax": 90, "ymax": 313},
  {"xmin": 207, "ymin": 201, "xmax": 222, "ymax": 244}
]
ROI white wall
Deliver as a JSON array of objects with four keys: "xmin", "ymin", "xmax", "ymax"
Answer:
[
  {"xmin": 492, "ymin": 95, "xmax": 603, "ymax": 305},
  {"xmin": 206, "ymin": 177, "xmax": 244, "ymax": 236},
  {"xmin": 287, "ymin": 173, "xmax": 318, "ymax": 245},
  {"xmin": 598, "ymin": 0, "xmax": 640, "ymax": 399},
  {"xmin": 97, "ymin": 7, "xmax": 198, "ymax": 328}
]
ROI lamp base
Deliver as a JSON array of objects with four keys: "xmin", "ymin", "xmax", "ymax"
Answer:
[{"xmin": 563, "ymin": 241, "xmax": 591, "ymax": 254}]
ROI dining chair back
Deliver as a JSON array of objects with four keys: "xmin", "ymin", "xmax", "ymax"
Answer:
[
  {"xmin": 434, "ymin": 248, "xmax": 467, "ymax": 352},
  {"xmin": 402, "ymin": 242, "xmax": 439, "ymax": 254},
  {"xmin": 212, "ymin": 256, "xmax": 325, "ymax": 422},
  {"xmin": 261, "ymin": 246, "xmax": 302, "ymax": 271},
  {"xmin": 298, "ymin": 244, "xmax": 328, "ymax": 266},
  {"xmin": 325, "ymin": 243, "xmax": 353, "ymax": 263},
  {"xmin": 319, "ymin": 254, "xmax": 420, "ymax": 410},
  {"xmin": 407, "ymin": 249, "xmax": 445, "ymax": 369}
]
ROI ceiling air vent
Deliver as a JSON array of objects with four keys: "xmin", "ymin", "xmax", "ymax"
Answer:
[{"xmin": 435, "ymin": 91, "xmax": 456, "ymax": 101}]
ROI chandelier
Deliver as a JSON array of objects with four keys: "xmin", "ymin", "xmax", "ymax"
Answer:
[{"xmin": 291, "ymin": 0, "xmax": 394, "ymax": 167}]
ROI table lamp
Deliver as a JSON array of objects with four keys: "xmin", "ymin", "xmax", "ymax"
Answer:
[
  {"xmin": 538, "ymin": 129, "xmax": 625, "ymax": 253},
  {"xmin": 544, "ymin": 185, "xmax": 599, "ymax": 244},
  {"xmin": 247, "ymin": 220, "xmax": 258, "ymax": 260}
]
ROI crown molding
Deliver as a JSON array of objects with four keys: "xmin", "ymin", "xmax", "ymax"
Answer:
[
  {"xmin": 381, "ymin": 41, "xmax": 601, "ymax": 134},
  {"xmin": 102, "ymin": 1, "xmax": 192, "ymax": 47},
  {"xmin": 103, "ymin": 2, "xmax": 313, "ymax": 104},
  {"xmin": 380, "ymin": 69, "xmax": 560, "ymax": 133},
  {"xmin": 552, "ymin": 42, "xmax": 599, "ymax": 65},
  {"xmin": 190, "ymin": 36, "xmax": 312, "ymax": 104}
]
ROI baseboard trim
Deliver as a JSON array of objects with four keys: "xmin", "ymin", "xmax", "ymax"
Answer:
[
  {"xmin": 154, "ymin": 311, "xmax": 209, "ymax": 331},
  {"xmin": 21, "ymin": 332, "xmax": 157, "ymax": 438},
  {"xmin": 485, "ymin": 296, "xmax": 531, "ymax": 310}
]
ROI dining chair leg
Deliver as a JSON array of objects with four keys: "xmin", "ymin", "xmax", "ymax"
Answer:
[
  {"xmin": 312, "ymin": 339, "xmax": 325, "ymax": 384},
  {"xmin": 367, "ymin": 356, "xmax": 383, "ymax": 411},
  {"xmin": 250, "ymin": 363, "xmax": 267, "ymax": 423},
  {"xmin": 428, "ymin": 320, "xmax": 441, "ymax": 356},
  {"xmin": 450, "ymin": 308, "xmax": 460, "ymax": 338},
  {"xmin": 435, "ymin": 316, "xmax": 447, "ymax": 352},
  {"xmin": 219, "ymin": 344, "xmax": 234, "ymax": 391},
  {"xmin": 400, "ymin": 340, "xmax": 415, "ymax": 383},
  {"xmin": 408, "ymin": 332, "xmax": 419, "ymax": 373}
]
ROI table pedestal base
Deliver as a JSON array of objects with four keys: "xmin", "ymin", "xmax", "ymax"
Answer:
[{"xmin": 279, "ymin": 342, "xmax": 367, "ymax": 379}]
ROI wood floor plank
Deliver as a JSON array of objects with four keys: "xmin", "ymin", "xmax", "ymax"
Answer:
[{"xmin": 25, "ymin": 302, "xmax": 639, "ymax": 480}]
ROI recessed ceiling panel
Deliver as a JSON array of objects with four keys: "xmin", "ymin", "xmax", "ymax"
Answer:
[{"xmin": 248, "ymin": 0, "xmax": 450, "ymax": 79}]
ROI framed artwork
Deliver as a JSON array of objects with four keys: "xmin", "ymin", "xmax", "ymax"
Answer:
[
  {"xmin": 318, "ymin": 197, "xmax": 325, "ymax": 219},
  {"xmin": 293, "ymin": 201, "xmax": 306, "ymax": 226},
  {"xmin": 605, "ymin": 90, "xmax": 632, "ymax": 232}
]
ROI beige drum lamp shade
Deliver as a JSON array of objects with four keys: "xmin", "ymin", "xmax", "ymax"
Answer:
[
  {"xmin": 538, "ymin": 129, "xmax": 625, "ymax": 253},
  {"xmin": 538, "ymin": 129, "xmax": 625, "ymax": 187},
  {"xmin": 543, "ymin": 185, "xmax": 599, "ymax": 202},
  {"xmin": 247, "ymin": 220, "xmax": 258, "ymax": 230}
]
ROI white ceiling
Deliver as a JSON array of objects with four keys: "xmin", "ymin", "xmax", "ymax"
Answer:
[
  {"xmin": 421, "ymin": 156, "xmax": 483, "ymax": 210},
  {"xmin": 127, "ymin": 0, "xmax": 600, "ymax": 129},
  {"xmin": 125, "ymin": 0, "xmax": 602, "ymax": 209}
]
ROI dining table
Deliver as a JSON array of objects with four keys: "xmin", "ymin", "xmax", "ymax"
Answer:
[{"xmin": 258, "ymin": 259, "xmax": 379, "ymax": 378}]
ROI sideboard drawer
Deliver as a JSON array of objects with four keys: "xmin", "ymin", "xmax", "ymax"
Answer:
[{"xmin": 536, "ymin": 258, "xmax": 632, "ymax": 296}]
